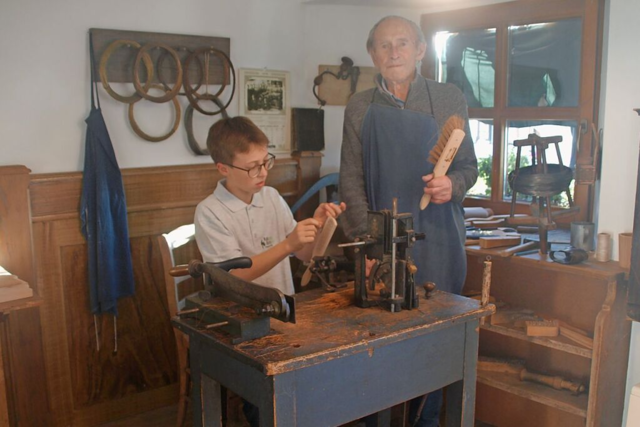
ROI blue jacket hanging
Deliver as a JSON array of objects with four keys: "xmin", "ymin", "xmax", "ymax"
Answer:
[{"xmin": 80, "ymin": 33, "xmax": 135, "ymax": 316}]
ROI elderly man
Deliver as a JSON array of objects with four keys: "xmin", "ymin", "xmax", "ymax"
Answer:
[{"xmin": 339, "ymin": 16, "xmax": 478, "ymax": 427}]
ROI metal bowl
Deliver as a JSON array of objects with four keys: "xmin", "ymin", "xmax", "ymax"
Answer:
[{"xmin": 508, "ymin": 164, "xmax": 574, "ymax": 197}]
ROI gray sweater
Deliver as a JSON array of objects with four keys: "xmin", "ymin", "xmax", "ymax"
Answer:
[{"xmin": 339, "ymin": 74, "xmax": 478, "ymax": 239}]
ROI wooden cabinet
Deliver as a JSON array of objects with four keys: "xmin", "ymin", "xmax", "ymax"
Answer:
[{"xmin": 464, "ymin": 249, "xmax": 631, "ymax": 427}]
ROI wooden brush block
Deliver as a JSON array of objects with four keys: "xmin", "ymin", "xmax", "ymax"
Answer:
[
  {"xmin": 479, "ymin": 236, "xmax": 521, "ymax": 248},
  {"xmin": 525, "ymin": 320, "xmax": 559, "ymax": 337}
]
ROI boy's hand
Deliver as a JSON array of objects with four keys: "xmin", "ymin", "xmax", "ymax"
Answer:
[
  {"xmin": 286, "ymin": 218, "xmax": 321, "ymax": 252},
  {"xmin": 313, "ymin": 202, "xmax": 347, "ymax": 227},
  {"xmin": 422, "ymin": 174, "xmax": 452, "ymax": 204}
]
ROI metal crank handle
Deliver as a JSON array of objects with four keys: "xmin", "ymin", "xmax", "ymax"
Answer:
[{"xmin": 170, "ymin": 256, "xmax": 253, "ymax": 278}]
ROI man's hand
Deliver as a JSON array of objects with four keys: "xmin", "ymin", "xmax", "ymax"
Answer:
[
  {"xmin": 422, "ymin": 174, "xmax": 453, "ymax": 204},
  {"xmin": 286, "ymin": 218, "xmax": 320, "ymax": 252},
  {"xmin": 313, "ymin": 202, "xmax": 347, "ymax": 227}
]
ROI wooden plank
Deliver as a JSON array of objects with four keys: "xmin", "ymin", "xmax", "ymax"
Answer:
[
  {"xmin": 316, "ymin": 65, "xmax": 377, "ymax": 106},
  {"xmin": 91, "ymin": 28, "xmax": 230, "ymax": 85}
]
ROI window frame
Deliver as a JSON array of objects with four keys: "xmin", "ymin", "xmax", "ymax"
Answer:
[{"xmin": 420, "ymin": 0, "xmax": 604, "ymax": 221}]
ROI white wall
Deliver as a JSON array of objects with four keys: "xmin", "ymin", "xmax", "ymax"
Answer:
[
  {"xmin": 0, "ymin": 0, "xmax": 419, "ymax": 175},
  {"xmin": 598, "ymin": 0, "xmax": 640, "ymax": 424},
  {"xmin": 0, "ymin": 0, "xmax": 311, "ymax": 173}
]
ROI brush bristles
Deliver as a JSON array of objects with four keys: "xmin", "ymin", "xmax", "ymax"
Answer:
[{"xmin": 428, "ymin": 115, "xmax": 465, "ymax": 164}]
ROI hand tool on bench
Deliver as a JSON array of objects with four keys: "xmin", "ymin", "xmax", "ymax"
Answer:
[{"xmin": 495, "ymin": 228, "xmax": 571, "ymax": 257}]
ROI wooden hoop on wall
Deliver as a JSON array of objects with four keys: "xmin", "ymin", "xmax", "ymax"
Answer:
[
  {"xmin": 133, "ymin": 43, "xmax": 183, "ymax": 103},
  {"xmin": 184, "ymin": 95, "xmax": 230, "ymax": 156},
  {"xmin": 128, "ymin": 85, "xmax": 181, "ymax": 142},
  {"xmin": 157, "ymin": 47, "xmax": 204, "ymax": 94},
  {"xmin": 99, "ymin": 39, "xmax": 155, "ymax": 104},
  {"xmin": 183, "ymin": 47, "xmax": 235, "ymax": 116}
]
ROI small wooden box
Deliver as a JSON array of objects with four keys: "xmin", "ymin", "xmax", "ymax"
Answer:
[{"xmin": 525, "ymin": 320, "xmax": 559, "ymax": 337}]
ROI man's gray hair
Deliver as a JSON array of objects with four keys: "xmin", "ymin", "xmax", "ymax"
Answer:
[{"xmin": 366, "ymin": 16, "xmax": 426, "ymax": 52}]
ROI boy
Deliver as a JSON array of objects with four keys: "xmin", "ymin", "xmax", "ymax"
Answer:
[{"xmin": 194, "ymin": 116, "xmax": 346, "ymax": 297}]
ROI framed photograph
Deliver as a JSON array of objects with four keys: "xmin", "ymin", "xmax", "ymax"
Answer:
[{"xmin": 238, "ymin": 68, "xmax": 291, "ymax": 154}]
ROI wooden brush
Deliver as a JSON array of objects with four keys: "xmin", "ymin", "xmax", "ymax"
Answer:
[{"xmin": 419, "ymin": 115, "xmax": 466, "ymax": 210}]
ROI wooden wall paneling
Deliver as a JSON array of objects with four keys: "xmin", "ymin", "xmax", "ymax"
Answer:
[
  {"xmin": 0, "ymin": 166, "xmax": 51, "ymax": 426},
  {"xmin": 27, "ymin": 155, "xmax": 321, "ymax": 426},
  {"xmin": 0, "ymin": 165, "xmax": 35, "ymax": 287}
]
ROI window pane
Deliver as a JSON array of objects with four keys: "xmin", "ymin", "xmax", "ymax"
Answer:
[
  {"xmin": 468, "ymin": 119, "xmax": 493, "ymax": 198},
  {"xmin": 434, "ymin": 29, "xmax": 496, "ymax": 108},
  {"xmin": 503, "ymin": 120, "xmax": 577, "ymax": 207},
  {"xmin": 508, "ymin": 19, "xmax": 582, "ymax": 107}
]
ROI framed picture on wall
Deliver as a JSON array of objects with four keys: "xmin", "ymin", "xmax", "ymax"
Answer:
[{"xmin": 238, "ymin": 68, "xmax": 291, "ymax": 154}]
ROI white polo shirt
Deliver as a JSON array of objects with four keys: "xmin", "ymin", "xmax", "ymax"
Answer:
[{"xmin": 194, "ymin": 180, "xmax": 297, "ymax": 295}]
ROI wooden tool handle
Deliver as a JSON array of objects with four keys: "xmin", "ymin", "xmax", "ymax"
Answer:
[
  {"xmin": 520, "ymin": 369, "xmax": 586, "ymax": 395},
  {"xmin": 496, "ymin": 240, "xmax": 537, "ymax": 257},
  {"xmin": 301, "ymin": 217, "xmax": 338, "ymax": 286},
  {"xmin": 170, "ymin": 265, "xmax": 190, "ymax": 277},
  {"xmin": 420, "ymin": 129, "xmax": 465, "ymax": 210}
]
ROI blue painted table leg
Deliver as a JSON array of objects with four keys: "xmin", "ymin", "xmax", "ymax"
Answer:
[
  {"xmin": 259, "ymin": 372, "xmax": 297, "ymax": 426},
  {"xmin": 445, "ymin": 320, "xmax": 479, "ymax": 427}
]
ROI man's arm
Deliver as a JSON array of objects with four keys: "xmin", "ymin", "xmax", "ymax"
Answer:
[{"xmin": 339, "ymin": 97, "xmax": 370, "ymax": 240}]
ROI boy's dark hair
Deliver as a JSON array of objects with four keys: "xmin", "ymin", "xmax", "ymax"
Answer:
[{"xmin": 206, "ymin": 117, "xmax": 269, "ymax": 165}]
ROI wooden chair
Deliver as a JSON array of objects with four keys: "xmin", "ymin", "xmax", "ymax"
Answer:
[{"xmin": 157, "ymin": 224, "xmax": 199, "ymax": 427}]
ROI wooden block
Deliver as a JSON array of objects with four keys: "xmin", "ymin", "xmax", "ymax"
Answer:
[
  {"xmin": 316, "ymin": 65, "xmax": 377, "ymax": 106},
  {"xmin": 479, "ymin": 236, "xmax": 522, "ymax": 249},
  {"xmin": 525, "ymin": 320, "xmax": 559, "ymax": 337}
]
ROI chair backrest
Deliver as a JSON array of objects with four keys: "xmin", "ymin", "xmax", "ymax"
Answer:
[
  {"xmin": 157, "ymin": 224, "xmax": 198, "ymax": 315},
  {"xmin": 291, "ymin": 172, "xmax": 339, "ymax": 214}
]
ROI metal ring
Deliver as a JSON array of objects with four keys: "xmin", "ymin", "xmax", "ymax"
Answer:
[
  {"xmin": 128, "ymin": 84, "xmax": 181, "ymax": 142},
  {"xmin": 99, "ymin": 39, "xmax": 154, "ymax": 104},
  {"xmin": 157, "ymin": 47, "xmax": 204, "ymax": 94},
  {"xmin": 184, "ymin": 95, "xmax": 230, "ymax": 156},
  {"xmin": 133, "ymin": 43, "xmax": 183, "ymax": 103},
  {"xmin": 183, "ymin": 48, "xmax": 235, "ymax": 116}
]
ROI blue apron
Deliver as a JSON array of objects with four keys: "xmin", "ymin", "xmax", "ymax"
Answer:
[
  {"xmin": 80, "ymin": 34, "xmax": 135, "ymax": 317},
  {"xmin": 362, "ymin": 82, "xmax": 466, "ymax": 294}
]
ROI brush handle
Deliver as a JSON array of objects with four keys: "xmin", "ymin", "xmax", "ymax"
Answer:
[
  {"xmin": 301, "ymin": 217, "xmax": 338, "ymax": 286},
  {"xmin": 420, "ymin": 129, "xmax": 466, "ymax": 210}
]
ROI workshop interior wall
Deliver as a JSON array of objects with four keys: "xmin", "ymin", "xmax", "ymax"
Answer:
[{"xmin": 1, "ymin": 0, "xmax": 640, "ymax": 424}]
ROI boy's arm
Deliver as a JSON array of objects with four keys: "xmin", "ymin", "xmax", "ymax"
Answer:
[
  {"xmin": 294, "ymin": 202, "xmax": 346, "ymax": 262},
  {"xmin": 232, "ymin": 218, "xmax": 320, "ymax": 281}
]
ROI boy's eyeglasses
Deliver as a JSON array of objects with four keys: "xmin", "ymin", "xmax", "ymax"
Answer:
[{"xmin": 225, "ymin": 153, "xmax": 276, "ymax": 178}]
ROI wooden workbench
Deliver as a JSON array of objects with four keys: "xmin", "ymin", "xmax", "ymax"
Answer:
[{"xmin": 173, "ymin": 286, "xmax": 494, "ymax": 427}]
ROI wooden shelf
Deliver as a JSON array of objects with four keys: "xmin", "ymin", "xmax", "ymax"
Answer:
[
  {"xmin": 477, "ymin": 370, "xmax": 588, "ymax": 418},
  {"xmin": 481, "ymin": 323, "xmax": 592, "ymax": 359},
  {"xmin": 466, "ymin": 246, "xmax": 626, "ymax": 281}
]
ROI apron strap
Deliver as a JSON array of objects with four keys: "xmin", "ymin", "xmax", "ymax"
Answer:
[
  {"xmin": 88, "ymin": 31, "xmax": 101, "ymax": 110},
  {"xmin": 423, "ymin": 77, "xmax": 434, "ymax": 117}
]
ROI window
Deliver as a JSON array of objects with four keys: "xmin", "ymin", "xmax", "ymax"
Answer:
[{"xmin": 421, "ymin": 0, "xmax": 603, "ymax": 221}]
